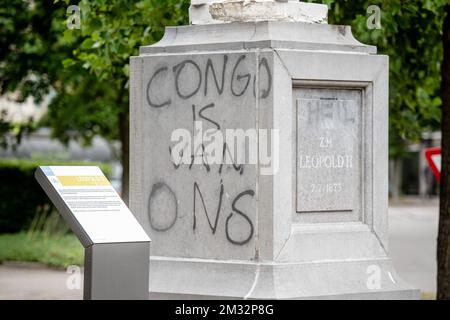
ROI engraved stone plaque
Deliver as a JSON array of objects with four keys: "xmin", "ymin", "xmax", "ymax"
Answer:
[{"xmin": 296, "ymin": 88, "xmax": 362, "ymax": 213}]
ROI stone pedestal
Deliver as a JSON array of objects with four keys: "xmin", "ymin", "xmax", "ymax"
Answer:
[{"xmin": 130, "ymin": 14, "xmax": 419, "ymax": 299}]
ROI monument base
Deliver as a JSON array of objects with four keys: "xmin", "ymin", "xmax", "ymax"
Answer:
[
  {"xmin": 132, "ymin": 19, "xmax": 419, "ymax": 301},
  {"xmin": 148, "ymin": 257, "xmax": 419, "ymax": 300}
]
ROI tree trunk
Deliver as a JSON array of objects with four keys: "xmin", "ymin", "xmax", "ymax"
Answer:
[
  {"xmin": 438, "ymin": 5, "xmax": 450, "ymax": 300},
  {"xmin": 119, "ymin": 111, "xmax": 130, "ymax": 205}
]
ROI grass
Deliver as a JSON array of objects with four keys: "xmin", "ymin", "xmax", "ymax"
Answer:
[
  {"xmin": 0, "ymin": 208, "xmax": 83, "ymax": 269},
  {"xmin": 0, "ymin": 232, "xmax": 83, "ymax": 269}
]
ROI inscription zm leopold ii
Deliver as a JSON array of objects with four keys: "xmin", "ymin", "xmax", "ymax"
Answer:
[{"xmin": 296, "ymin": 88, "xmax": 362, "ymax": 213}]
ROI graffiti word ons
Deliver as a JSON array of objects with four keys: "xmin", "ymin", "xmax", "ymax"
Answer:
[{"xmin": 148, "ymin": 181, "xmax": 255, "ymax": 246}]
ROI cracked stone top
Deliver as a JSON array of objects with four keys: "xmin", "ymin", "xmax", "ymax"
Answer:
[{"xmin": 189, "ymin": 0, "xmax": 328, "ymax": 25}]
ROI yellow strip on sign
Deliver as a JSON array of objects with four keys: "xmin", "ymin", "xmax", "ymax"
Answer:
[{"xmin": 57, "ymin": 175, "xmax": 110, "ymax": 186}]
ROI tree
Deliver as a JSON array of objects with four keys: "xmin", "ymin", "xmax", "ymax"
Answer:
[
  {"xmin": 0, "ymin": 0, "xmax": 68, "ymax": 102},
  {"xmin": 0, "ymin": 0, "xmax": 120, "ymax": 183},
  {"xmin": 0, "ymin": 0, "xmax": 71, "ymax": 147},
  {"xmin": 439, "ymin": 4, "xmax": 450, "ymax": 300}
]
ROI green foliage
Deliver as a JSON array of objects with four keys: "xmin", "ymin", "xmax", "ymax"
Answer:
[
  {"xmin": 0, "ymin": 0, "xmax": 70, "ymax": 103},
  {"xmin": 309, "ymin": 0, "xmax": 449, "ymax": 155},
  {"xmin": 45, "ymin": 0, "xmax": 189, "ymax": 145},
  {"xmin": 0, "ymin": 158, "xmax": 110, "ymax": 233},
  {"xmin": 71, "ymin": 0, "xmax": 188, "ymax": 83},
  {"xmin": 41, "ymin": 74, "xmax": 120, "ymax": 145},
  {"xmin": 0, "ymin": 0, "xmax": 83, "ymax": 147},
  {"xmin": 0, "ymin": 232, "xmax": 83, "ymax": 268}
]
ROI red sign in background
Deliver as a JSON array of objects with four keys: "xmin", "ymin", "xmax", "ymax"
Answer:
[{"xmin": 425, "ymin": 147, "xmax": 441, "ymax": 182}]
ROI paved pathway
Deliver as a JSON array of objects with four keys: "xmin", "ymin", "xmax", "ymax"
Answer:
[
  {"xmin": 389, "ymin": 199, "xmax": 438, "ymax": 295},
  {"xmin": 0, "ymin": 262, "xmax": 83, "ymax": 300}
]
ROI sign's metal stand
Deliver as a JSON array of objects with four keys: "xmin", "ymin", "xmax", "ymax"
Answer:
[{"xmin": 84, "ymin": 242, "xmax": 150, "ymax": 300}]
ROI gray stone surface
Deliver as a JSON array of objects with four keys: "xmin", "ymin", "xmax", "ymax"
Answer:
[
  {"xmin": 189, "ymin": 0, "xmax": 328, "ymax": 25},
  {"xmin": 132, "ymin": 51, "xmax": 261, "ymax": 260},
  {"xmin": 140, "ymin": 21, "xmax": 377, "ymax": 54},
  {"xmin": 130, "ymin": 19, "xmax": 418, "ymax": 299}
]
